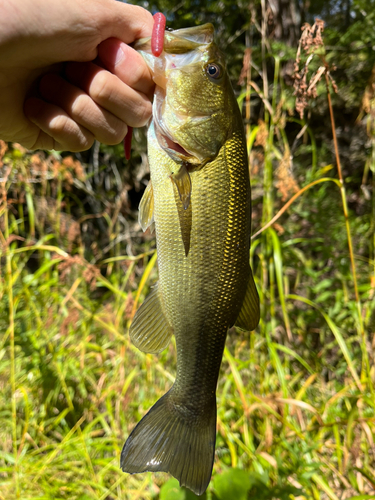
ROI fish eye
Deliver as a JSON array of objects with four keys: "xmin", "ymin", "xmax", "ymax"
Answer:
[{"xmin": 205, "ymin": 63, "xmax": 222, "ymax": 81}]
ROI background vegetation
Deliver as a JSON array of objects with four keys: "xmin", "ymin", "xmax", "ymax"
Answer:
[{"xmin": 1, "ymin": 0, "xmax": 375, "ymax": 498}]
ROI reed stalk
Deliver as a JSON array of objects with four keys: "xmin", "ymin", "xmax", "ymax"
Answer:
[
  {"xmin": 324, "ymin": 69, "xmax": 371, "ymax": 390},
  {"xmin": 2, "ymin": 173, "xmax": 19, "ymax": 497}
]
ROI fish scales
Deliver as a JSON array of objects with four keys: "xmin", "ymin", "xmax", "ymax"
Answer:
[
  {"xmin": 121, "ymin": 23, "xmax": 260, "ymax": 496},
  {"xmin": 152, "ymin": 127, "xmax": 250, "ymax": 401}
]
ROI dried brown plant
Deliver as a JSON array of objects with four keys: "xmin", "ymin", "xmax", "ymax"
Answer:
[
  {"xmin": 124, "ymin": 293, "xmax": 135, "ymax": 320},
  {"xmin": 275, "ymin": 148, "xmax": 299, "ymax": 201},
  {"xmin": 293, "ymin": 19, "xmax": 338, "ymax": 119},
  {"xmin": 61, "ymin": 156, "xmax": 86, "ymax": 182},
  {"xmin": 57, "ymin": 254, "xmax": 100, "ymax": 291},
  {"xmin": 254, "ymin": 119, "xmax": 269, "ymax": 148},
  {"xmin": 358, "ymin": 64, "xmax": 375, "ymax": 132},
  {"xmin": 0, "ymin": 141, "xmax": 7, "ymax": 167},
  {"xmin": 238, "ymin": 48, "xmax": 252, "ymax": 87},
  {"xmin": 60, "ymin": 308, "xmax": 80, "ymax": 336}
]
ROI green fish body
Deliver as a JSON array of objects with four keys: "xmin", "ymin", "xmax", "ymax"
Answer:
[{"xmin": 121, "ymin": 24, "xmax": 259, "ymax": 495}]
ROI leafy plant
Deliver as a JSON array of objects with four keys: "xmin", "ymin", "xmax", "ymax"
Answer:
[{"xmin": 1, "ymin": 1, "xmax": 375, "ymax": 499}]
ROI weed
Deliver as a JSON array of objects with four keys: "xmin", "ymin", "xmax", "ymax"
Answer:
[{"xmin": 1, "ymin": 13, "xmax": 375, "ymax": 500}]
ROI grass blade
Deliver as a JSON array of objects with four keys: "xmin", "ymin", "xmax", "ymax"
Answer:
[{"xmin": 288, "ymin": 294, "xmax": 361, "ymax": 389}]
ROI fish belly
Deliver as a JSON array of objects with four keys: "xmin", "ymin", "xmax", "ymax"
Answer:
[{"xmin": 149, "ymin": 122, "xmax": 251, "ymax": 401}]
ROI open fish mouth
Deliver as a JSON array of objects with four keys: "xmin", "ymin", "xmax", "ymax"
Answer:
[
  {"xmin": 154, "ymin": 115, "xmax": 212, "ymax": 166},
  {"xmin": 159, "ymin": 131, "xmax": 192, "ymax": 158},
  {"xmin": 152, "ymin": 87, "xmax": 206, "ymax": 164},
  {"xmin": 154, "ymin": 120, "xmax": 197, "ymax": 163},
  {"xmin": 135, "ymin": 24, "xmax": 223, "ymax": 166}
]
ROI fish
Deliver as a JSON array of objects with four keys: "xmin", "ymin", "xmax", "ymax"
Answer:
[{"xmin": 120, "ymin": 23, "xmax": 260, "ymax": 496}]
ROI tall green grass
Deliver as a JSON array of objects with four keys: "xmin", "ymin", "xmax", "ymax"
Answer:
[{"xmin": 1, "ymin": 21, "xmax": 375, "ymax": 500}]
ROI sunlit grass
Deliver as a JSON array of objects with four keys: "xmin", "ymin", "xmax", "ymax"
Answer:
[
  {"xmin": 1, "ymin": 196, "xmax": 374, "ymax": 498},
  {"xmin": 1, "ymin": 18, "xmax": 375, "ymax": 500}
]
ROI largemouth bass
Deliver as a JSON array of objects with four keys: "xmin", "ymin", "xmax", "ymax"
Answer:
[{"xmin": 121, "ymin": 24, "xmax": 260, "ymax": 496}]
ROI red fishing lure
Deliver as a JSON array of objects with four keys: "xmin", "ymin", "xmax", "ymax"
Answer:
[
  {"xmin": 151, "ymin": 13, "xmax": 166, "ymax": 57},
  {"xmin": 124, "ymin": 13, "xmax": 166, "ymax": 159},
  {"xmin": 123, "ymin": 126, "xmax": 133, "ymax": 160}
]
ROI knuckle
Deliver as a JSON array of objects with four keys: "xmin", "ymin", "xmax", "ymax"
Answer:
[
  {"xmin": 90, "ymin": 71, "xmax": 112, "ymax": 103},
  {"xmin": 133, "ymin": 6, "xmax": 154, "ymax": 35},
  {"xmin": 49, "ymin": 114, "xmax": 71, "ymax": 135},
  {"xmin": 133, "ymin": 98, "xmax": 152, "ymax": 127},
  {"xmin": 105, "ymin": 123, "xmax": 128, "ymax": 145},
  {"xmin": 69, "ymin": 136, "xmax": 94, "ymax": 152},
  {"xmin": 49, "ymin": 115, "xmax": 93, "ymax": 152},
  {"xmin": 70, "ymin": 94, "xmax": 91, "ymax": 121},
  {"xmin": 32, "ymin": 130, "xmax": 55, "ymax": 151}
]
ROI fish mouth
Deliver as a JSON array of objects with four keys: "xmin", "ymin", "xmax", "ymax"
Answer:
[
  {"xmin": 155, "ymin": 121, "xmax": 210, "ymax": 167},
  {"xmin": 154, "ymin": 117, "xmax": 214, "ymax": 167},
  {"xmin": 153, "ymin": 86, "xmax": 201, "ymax": 164},
  {"xmin": 154, "ymin": 121, "xmax": 197, "ymax": 164},
  {"xmin": 159, "ymin": 132, "xmax": 192, "ymax": 158}
]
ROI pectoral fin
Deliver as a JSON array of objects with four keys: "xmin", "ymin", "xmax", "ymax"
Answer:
[
  {"xmin": 170, "ymin": 163, "xmax": 191, "ymax": 210},
  {"xmin": 170, "ymin": 164, "xmax": 192, "ymax": 257},
  {"xmin": 235, "ymin": 269, "xmax": 260, "ymax": 331},
  {"xmin": 130, "ymin": 283, "xmax": 173, "ymax": 353},
  {"xmin": 172, "ymin": 185, "xmax": 192, "ymax": 257},
  {"xmin": 138, "ymin": 181, "xmax": 155, "ymax": 232}
]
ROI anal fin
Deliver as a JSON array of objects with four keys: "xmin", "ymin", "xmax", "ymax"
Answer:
[
  {"xmin": 235, "ymin": 269, "xmax": 260, "ymax": 331},
  {"xmin": 130, "ymin": 283, "xmax": 173, "ymax": 353}
]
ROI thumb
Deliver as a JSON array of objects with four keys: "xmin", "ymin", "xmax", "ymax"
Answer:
[{"xmin": 96, "ymin": 1, "xmax": 154, "ymax": 44}]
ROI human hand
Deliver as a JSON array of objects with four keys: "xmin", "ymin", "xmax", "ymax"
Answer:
[{"xmin": 0, "ymin": 0, "xmax": 154, "ymax": 151}]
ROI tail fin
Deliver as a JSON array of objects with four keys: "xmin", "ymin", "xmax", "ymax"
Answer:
[{"xmin": 121, "ymin": 389, "xmax": 216, "ymax": 496}]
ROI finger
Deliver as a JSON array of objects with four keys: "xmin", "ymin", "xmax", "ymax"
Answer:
[
  {"xmin": 24, "ymin": 97, "xmax": 95, "ymax": 152},
  {"xmin": 98, "ymin": 2, "xmax": 154, "ymax": 43},
  {"xmin": 64, "ymin": 62, "xmax": 152, "ymax": 128},
  {"xmin": 97, "ymin": 38, "xmax": 154, "ymax": 99},
  {"xmin": 39, "ymin": 73, "xmax": 128, "ymax": 145}
]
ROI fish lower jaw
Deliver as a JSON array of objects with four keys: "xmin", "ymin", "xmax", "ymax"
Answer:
[
  {"xmin": 154, "ymin": 122, "xmax": 207, "ymax": 165},
  {"xmin": 157, "ymin": 131, "xmax": 204, "ymax": 165},
  {"xmin": 160, "ymin": 132, "xmax": 193, "ymax": 160}
]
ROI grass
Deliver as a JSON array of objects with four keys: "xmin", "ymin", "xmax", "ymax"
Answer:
[{"xmin": 1, "ymin": 19, "xmax": 375, "ymax": 500}]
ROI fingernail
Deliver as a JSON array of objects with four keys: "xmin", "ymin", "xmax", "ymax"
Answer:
[
  {"xmin": 99, "ymin": 39, "xmax": 125, "ymax": 69},
  {"xmin": 115, "ymin": 44, "xmax": 126, "ymax": 66}
]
